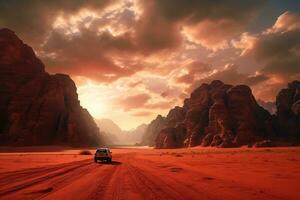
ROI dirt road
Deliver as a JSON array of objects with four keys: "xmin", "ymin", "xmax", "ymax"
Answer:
[{"xmin": 0, "ymin": 148, "xmax": 299, "ymax": 200}]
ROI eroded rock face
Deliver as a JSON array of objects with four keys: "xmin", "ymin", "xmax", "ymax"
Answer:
[
  {"xmin": 155, "ymin": 80, "xmax": 274, "ymax": 148},
  {"xmin": 0, "ymin": 28, "xmax": 101, "ymax": 146},
  {"xmin": 276, "ymin": 81, "xmax": 300, "ymax": 140},
  {"xmin": 141, "ymin": 115, "xmax": 166, "ymax": 146}
]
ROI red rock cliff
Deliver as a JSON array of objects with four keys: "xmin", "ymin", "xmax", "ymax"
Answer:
[
  {"xmin": 276, "ymin": 81, "xmax": 300, "ymax": 140},
  {"xmin": 155, "ymin": 80, "xmax": 275, "ymax": 148},
  {"xmin": 0, "ymin": 28, "xmax": 101, "ymax": 146},
  {"xmin": 141, "ymin": 115, "xmax": 166, "ymax": 146}
]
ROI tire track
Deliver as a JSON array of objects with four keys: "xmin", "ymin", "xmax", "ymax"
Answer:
[
  {"xmin": 125, "ymin": 162, "xmax": 183, "ymax": 200},
  {"xmin": 128, "ymin": 158, "xmax": 214, "ymax": 200},
  {"xmin": 110, "ymin": 165, "xmax": 123, "ymax": 200},
  {"xmin": 0, "ymin": 160, "xmax": 93, "ymax": 197},
  {"xmin": 94, "ymin": 157, "xmax": 140, "ymax": 200},
  {"xmin": 0, "ymin": 159, "xmax": 91, "ymax": 187},
  {"xmin": 35, "ymin": 162, "xmax": 100, "ymax": 200},
  {"xmin": 87, "ymin": 164, "xmax": 120, "ymax": 200},
  {"xmin": 130, "ymin": 157, "xmax": 283, "ymax": 200}
]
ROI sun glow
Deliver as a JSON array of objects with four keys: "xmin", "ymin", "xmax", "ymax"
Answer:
[
  {"xmin": 80, "ymin": 96, "xmax": 107, "ymax": 119},
  {"xmin": 76, "ymin": 79, "xmax": 110, "ymax": 119}
]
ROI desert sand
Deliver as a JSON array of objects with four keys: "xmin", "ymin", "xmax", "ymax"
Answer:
[{"xmin": 0, "ymin": 147, "xmax": 299, "ymax": 200}]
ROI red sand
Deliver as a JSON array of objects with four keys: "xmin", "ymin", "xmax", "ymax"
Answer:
[{"xmin": 0, "ymin": 147, "xmax": 299, "ymax": 200}]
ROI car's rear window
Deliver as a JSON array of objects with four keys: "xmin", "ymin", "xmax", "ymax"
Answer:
[{"xmin": 96, "ymin": 149, "xmax": 107, "ymax": 153}]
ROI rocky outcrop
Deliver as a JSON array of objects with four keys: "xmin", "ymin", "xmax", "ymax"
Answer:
[
  {"xmin": 276, "ymin": 81, "xmax": 300, "ymax": 140},
  {"xmin": 155, "ymin": 80, "xmax": 275, "ymax": 148},
  {"xmin": 141, "ymin": 115, "xmax": 166, "ymax": 146},
  {"xmin": 0, "ymin": 28, "xmax": 101, "ymax": 146}
]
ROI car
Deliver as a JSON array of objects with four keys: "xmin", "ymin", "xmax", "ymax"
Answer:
[{"xmin": 94, "ymin": 148, "xmax": 112, "ymax": 163}]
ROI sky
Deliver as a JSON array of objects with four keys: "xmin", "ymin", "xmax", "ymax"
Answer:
[{"xmin": 1, "ymin": 0, "xmax": 299, "ymax": 130}]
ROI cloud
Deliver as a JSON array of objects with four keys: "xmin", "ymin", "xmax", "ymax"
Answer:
[
  {"xmin": 144, "ymin": 101, "xmax": 176, "ymax": 110},
  {"xmin": 135, "ymin": 10, "xmax": 182, "ymax": 53},
  {"xmin": 230, "ymin": 11, "xmax": 300, "ymax": 101},
  {"xmin": 1, "ymin": 1, "xmax": 298, "ymax": 109},
  {"xmin": 231, "ymin": 32, "xmax": 258, "ymax": 56},
  {"xmin": 183, "ymin": 19, "xmax": 239, "ymax": 51},
  {"xmin": 251, "ymin": 74, "xmax": 291, "ymax": 101},
  {"xmin": 254, "ymin": 28, "xmax": 300, "ymax": 75},
  {"xmin": 0, "ymin": 0, "xmax": 267, "ymax": 85},
  {"xmin": 136, "ymin": 0, "xmax": 265, "ymax": 51},
  {"xmin": 132, "ymin": 110, "xmax": 153, "ymax": 117},
  {"xmin": 249, "ymin": 12, "xmax": 300, "ymax": 76},
  {"xmin": 127, "ymin": 80, "xmax": 143, "ymax": 88},
  {"xmin": 143, "ymin": 77, "xmax": 170, "ymax": 94},
  {"xmin": 231, "ymin": 11, "xmax": 300, "ymax": 70},
  {"xmin": 176, "ymin": 61, "xmax": 211, "ymax": 84},
  {"xmin": 245, "ymin": 72, "xmax": 270, "ymax": 86},
  {"xmin": 116, "ymin": 93, "xmax": 150, "ymax": 111},
  {"xmin": 0, "ymin": 0, "xmax": 149, "ymax": 83},
  {"xmin": 41, "ymin": 26, "xmax": 137, "ymax": 82},
  {"xmin": 0, "ymin": 0, "xmax": 114, "ymax": 44},
  {"xmin": 130, "ymin": 76, "xmax": 182, "ymax": 99},
  {"xmin": 265, "ymin": 11, "xmax": 300, "ymax": 34},
  {"xmin": 188, "ymin": 64, "xmax": 270, "ymax": 93},
  {"xmin": 234, "ymin": 11, "xmax": 300, "ymax": 76}
]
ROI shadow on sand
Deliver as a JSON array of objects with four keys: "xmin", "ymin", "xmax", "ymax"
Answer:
[{"xmin": 97, "ymin": 161, "xmax": 122, "ymax": 165}]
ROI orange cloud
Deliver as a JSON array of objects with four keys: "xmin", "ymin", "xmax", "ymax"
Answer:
[
  {"xmin": 231, "ymin": 32, "xmax": 258, "ymax": 56},
  {"xmin": 144, "ymin": 101, "xmax": 176, "ymax": 110},
  {"xmin": 176, "ymin": 61, "xmax": 211, "ymax": 84},
  {"xmin": 266, "ymin": 11, "xmax": 300, "ymax": 34},
  {"xmin": 132, "ymin": 111, "xmax": 153, "ymax": 117},
  {"xmin": 116, "ymin": 93, "xmax": 151, "ymax": 111}
]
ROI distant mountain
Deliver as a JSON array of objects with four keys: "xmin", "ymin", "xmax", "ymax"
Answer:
[
  {"xmin": 257, "ymin": 100, "xmax": 276, "ymax": 114},
  {"xmin": 97, "ymin": 119, "xmax": 123, "ymax": 135},
  {"xmin": 96, "ymin": 119, "xmax": 147, "ymax": 145},
  {"xmin": 124, "ymin": 123, "xmax": 148, "ymax": 145}
]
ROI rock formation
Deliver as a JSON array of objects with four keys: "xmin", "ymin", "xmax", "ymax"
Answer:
[
  {"xmin": 276, "ymin": 81, "xmax": 300, "ymax": 140},
  {"xmin": 0, "ymin": 28, "xmax": 101, "ymax": 146},
  {"xmin": 155, "ymin": 80, "xmax": 275, "ymax": 148},
  {"xmin": 141, "ymin": 115, "xmax": 166, "ymax": 146}
]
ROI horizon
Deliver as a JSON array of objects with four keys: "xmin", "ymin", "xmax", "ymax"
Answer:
[{"xmin": 1, "ymin": 0, "xmax": 299, "ymax": 130}]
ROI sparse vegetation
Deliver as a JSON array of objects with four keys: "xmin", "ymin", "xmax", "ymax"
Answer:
[
  {"xmin": 203, "ymin": 177, "xmax": 215, "ymax": 180},
  {"xmin": 79, "ymin": 150, "xmax": 92, "ymax": 155}
]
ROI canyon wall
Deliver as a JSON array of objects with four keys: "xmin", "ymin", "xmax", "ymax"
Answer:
[{"xmin": 0, "ymin": 28, "xmax": 101, "ymax": 146}]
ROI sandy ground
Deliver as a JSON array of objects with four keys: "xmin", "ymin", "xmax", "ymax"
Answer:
[{"xmin": 0, "ymin": 147, "xmax": 299, "ymax": 200}]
